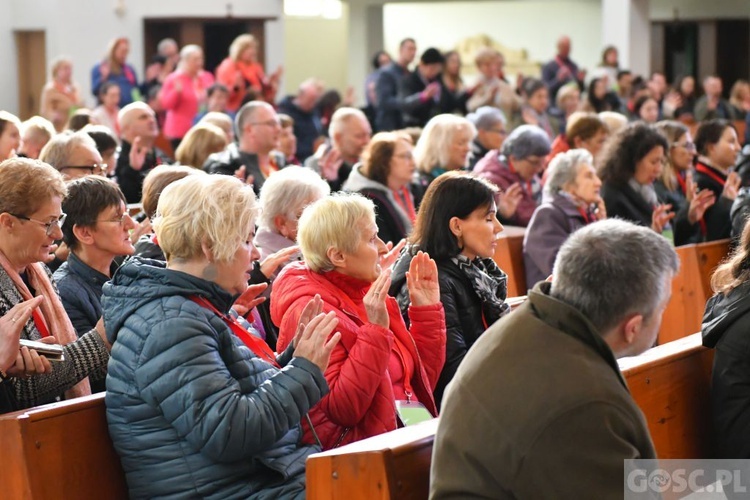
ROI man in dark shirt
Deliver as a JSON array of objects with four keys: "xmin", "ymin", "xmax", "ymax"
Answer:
[
  {"xmin": 374, "ymin": 38, "xmax": 417, "ymax": 132},
  {"xmin": 541, "ymin": 35, "xmax": 586, "ymax": 101}
]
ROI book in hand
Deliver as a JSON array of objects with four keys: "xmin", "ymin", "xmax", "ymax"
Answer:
[{"xmin": 19, "ymin": 339, "xmax": 65, "ymax": 362}]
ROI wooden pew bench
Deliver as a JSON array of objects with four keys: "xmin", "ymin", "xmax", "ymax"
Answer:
[
  {"xmin": 0, "ymin": 393, "xmax": 128, "ymax": 500},
  {"xmin": 493, "ymin": 225, "xmax": 527, "ymax": 297},
  {"xmin": 306, "ymin": 418, "xmax": 438, "ymax": 499},
  {"xmin": 620, "ymin": 332, "xmax": 714, "ymax": 458}
]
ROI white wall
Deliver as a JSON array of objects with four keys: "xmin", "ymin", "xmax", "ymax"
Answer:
[
  {"xmin": 383, "ymin": 1, "xmax": 603, "ymax": 83},
  {"xmin": 650, "ymin": 0, "xmax": 750, "ymax": 20},
  {"xmin": 0, "ymin": 0, "xmax": 284, "ymax": 114}
]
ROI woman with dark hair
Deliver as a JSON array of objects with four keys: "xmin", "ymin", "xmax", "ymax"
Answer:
[
  {"xmin": 582, "ymin": 78, "xmax": 613, "ymax": 113},
  {"xmin": 632, "ymin": 95, "xmax": 659, "ymax": 123},
  {"xmin": 439, "ymin": 50, "xmax": 469, "ymax": 116},
  {"xmin": 365, "ymin": 50, "xmax": 392, "ymax": 111},
  {"xmin": 509, "ymin": 78, "xmax": 560, "ymax": 139},
  {"xmin": 343, "ymin": 131, "xmax": 421, "ymax": 245},
  {"xmin": 671, "ymin": 75, "xmax": 697, "ymax": 120},
  {"xmin": 703, "ymin": 220, "xmax": 750, "ymax": 458},
  {"xmin": 693, "ymin": 119, "xmax": 742, "ymax": 241},
  {"xmin": 599, "ymin": 123, "xmax": 678, "ymax": 236},
  {"xmin": 390, "ymin": 172, "xmax": 509, "ymax": 408},
  {"xmin": 0, "ymin": 111, "xmax": 21, "ymax": 161},
  {"xmin": 654, "ymin": 120, "xmax": 716, "ymax": 245}
]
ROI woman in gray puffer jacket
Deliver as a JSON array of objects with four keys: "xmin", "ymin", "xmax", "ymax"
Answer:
[{"xmin": 102, "ymin": 174, "xmax": 340, "ymax": 499}]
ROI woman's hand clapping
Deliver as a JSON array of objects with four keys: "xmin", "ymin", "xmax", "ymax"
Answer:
[{"xmin": 406, "ymin": 251, "xmax": 440, "ymax": 307}]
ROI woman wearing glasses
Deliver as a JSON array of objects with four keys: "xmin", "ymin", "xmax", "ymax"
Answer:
[
  {"xmin": 52, "ymin": 177, "xmax": 135, "ymax": 393},
  {"xmin": 343, "ymin": 131, "xmax": 422, "ymax": 246},
  {"xmin": 0, "ymin": 158, "xmax": 111, "ymax": 411},
  {"xmin": 655, "ymin": 121, "xmax": 717, "ymax": 245}
]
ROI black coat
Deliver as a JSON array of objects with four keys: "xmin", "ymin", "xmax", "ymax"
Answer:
[
  {"xmin": 116, "ymin": 141, "xmax": 171, "ymax": 204},
  {"xmin": 694, "ymin": 160, "xmax": 734, "ymax": 242},
  {"xmin": 703, "ymin": 280, "xmax": 750, "ymax": 458},
  {"xmin": 391, "ymin": 253, "xmax": 499, "ymax": 409},
  {"xmin": 203, "ymin": 143, "xmax": 286, "ymax": 196},
  {"xmin": 400, "ymin": 70, "xmax": 440, "ymax": 128},
  {"xmin": 374, "ymin": 62, "xmax": 410, "ymax": 132}
]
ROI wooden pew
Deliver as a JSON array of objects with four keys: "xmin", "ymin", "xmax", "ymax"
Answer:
[
  {"xmin": 620, "ymin": 332, "xmax": 714, "ymax": 459},
  {"xmin": 306, "ymin": 418, "xmax": 438, "ymax": 499},
  {"xmin": 0, "ymin": 393, "xmax": 128, "ymax": 499},
  {"xmin": 493, "ymin": 225, "xmax": 527, "ymax": 297},
  {"xmin": 658, "ymin": 239, "xmax": 730, "ymax": 344}
]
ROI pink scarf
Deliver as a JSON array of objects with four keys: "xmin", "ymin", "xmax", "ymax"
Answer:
[{"xmin": 0, "ymin": 251, "xmax": 91, "ymax": 398}]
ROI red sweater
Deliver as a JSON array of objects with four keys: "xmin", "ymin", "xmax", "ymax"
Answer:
[{"xmin": 271, "ymin": 262, "xmax": 446, "ymax": 449}]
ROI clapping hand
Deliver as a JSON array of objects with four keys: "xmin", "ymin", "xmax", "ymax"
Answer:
[
  {"xmin": 363, "ymin": 268, "xmax": 392, "ymax": 329},
  {"xmin": 260, "ymin": 246, "xmax": 300, "ymax": 278},
  {"xmin": 0, "ymin": 296, "xmax": 44, "ymax": 371},
  {"xmin": 379, "ymin": 239, "xmax": 406, "ymax": 271},
  {"xmin": 497, "ymin": 183, "xmax": 523, "ymax": 219},
  {"xmin": 723, "ymin": 172, "xmax": 741, "ymax": 201},
  {"xmin": 406, "ymin": 251, "xmax": 440, "ymax": 307},
  {"xmin": 293, "ymin": 310, "xmax": 341, "ymax": 373},
  {"xmin": 129, "ymin": 137, "xmax": 147, "ymax": 172},
  {"xmin": 651, "ymin": 204, "xmax": 675, "ymax": 234},
  {"xmin": 232, "ymin": 283, "xmax": 269, "ymax": 318}
]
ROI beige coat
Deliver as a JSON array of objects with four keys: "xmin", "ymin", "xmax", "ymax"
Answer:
[{"xmin": 430, "ymin": 282, "xmax": 655, "ymax": 499}]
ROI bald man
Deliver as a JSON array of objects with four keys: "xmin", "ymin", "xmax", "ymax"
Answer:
[
  {"xmin": 541, "ymin": 35, "xmax": 586, "ymax": 100},
  {"xmin": 116, "ymin": 102, "xmax": 171, "ymax": 203},
  {"xmin": 277, "ymin": 78, "xmax": 324, "ymax": 161}
]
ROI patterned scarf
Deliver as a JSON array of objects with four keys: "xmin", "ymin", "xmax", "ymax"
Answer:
[{"xmin": 451, "ymin": 255, "xmax": 510, "ymax": 325}]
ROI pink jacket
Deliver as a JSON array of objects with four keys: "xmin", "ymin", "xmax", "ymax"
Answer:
[{"xmin": 160, "ymin": 70, "xmax": 215, "ymax": 139}]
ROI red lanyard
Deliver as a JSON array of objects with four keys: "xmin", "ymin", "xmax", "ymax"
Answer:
[
  {"xmin": 32, "ymin": 309, "xmax": 51, "ymax": 338},
  {"xmin": 675, "ymin": 172, "xmax": 687, "ymax": 196},
  {"xmin": 391, "ymin": 336, "xmax": 415, "ymax": 401},
  {"xmin": 392, "ymin": 186, "xmax": 416, "ymax": 223},
  {"xmin": 577, "ymin": 206, "xmax": 592, "ymax": 224},
  {"xmin": 507, "ymin": 159, "xmax": 533, "ymax": 197},
  {"xmin": 189, "ymin": 295, "xmax": 279, "ymax": 368},
  {"xmin": 695, "ymin": 163, "xmax": 727, "ymax": 188}
]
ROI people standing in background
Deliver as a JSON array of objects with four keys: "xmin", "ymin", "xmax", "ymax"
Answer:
[
  {"xmin": 41, "ymin": 57, "xmax": 84, "ymax": 133},
  {"xmin": 161, "ymin": 45, "xmax": 215, "ymax": 150},
  {"xmin": 597, "ymin": 46, "xmax": 619, "ymax": 91},
  {"xmin": 91, "ymin": 37, "xmax": 139, "ymax": 108},
  {"xmin": 364, "ymin": 50, "xmax": 392, "ymax": 125},
  {"xmin": 375, "ymin": 38, "xmax": 417, "ymax": 132},
  {"xmin": 541, "ymin": 36, "xmax": 586, "ymax": 101},
  {"xmin": 90, "ymin": 82, "xmax": 121, "ymax": 140},
  {"xmin": 401, "ymin": 48, "xmax": 445, "ymax": 128},
  {"xmin": 215, "ymin": 34, "xmax": 282, "ymax": 112},
  {"xmin": 277, "ymin": 78, "xmax": 325, "ymax": 162},
  {"xmin": 439, "ymin": 50, "xmax": 469, "ymax": 116},
  {"xmin": 466, "ymin": 48, "xmax": 521, "ymax": 120}
]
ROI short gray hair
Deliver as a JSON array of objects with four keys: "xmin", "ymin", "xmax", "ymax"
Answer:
[
  {"xmin": 544, "ymin": 149, "xmax": 593, "ymax": 196},
  {"xmin": 39, "ymin": 131, "xmax": 98, "ymax": 169},
  {"xmin": 550, "ymin": 219, "xmax": 679, "ymax": 333},
  {"xmin": 235, "ymin": 100, "xmax": 273, "ymax": 135},
  {"xmin": 258, "ymin": 166, "xmax": 331, "ymax": 230},
  {"xmin": 500, "ymin": 125, "xmax": 551, "ymax": 160},
  {"xmin": 466, "ymin": 106, "xmax": 506, "ymax": 131},
  {"xmin": 329, "ymin": 107, "xmax": 368, "ymax": 141}
]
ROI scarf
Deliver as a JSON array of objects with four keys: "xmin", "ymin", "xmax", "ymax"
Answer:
[
  {"xmin": 0, "ymin": 251, "xmax": 91, "ymax": 398},
  {"xmin": 451, "ymin": 255, "xmax": 511, "ymax": 326},
  {"xmin": 628, "ymin": 178, "xmax": 659, "ymax": 207}
]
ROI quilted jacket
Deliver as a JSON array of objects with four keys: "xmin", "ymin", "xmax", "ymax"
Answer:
[
  {"xmin": 271, "ymin": 262, "xmax": 446, "ymax": 450},
  {"xmin": 102, "ymin": 257, "xmax": 328, "ymax": 499}
]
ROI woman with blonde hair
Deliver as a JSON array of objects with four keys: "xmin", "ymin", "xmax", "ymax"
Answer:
[
  {"xmin": 729, "ymin": 80, "xmax": 750, "ymax": 120},
  {"xmin": 414, "ymin": 114, "xmax": 476, "ymax": 186},
  {"xmin": 103, "ymin": 173, "xmax": 340, "ymax": 498},
  {"xmin": 161, "ymin": 45, "xmax": 216, "ymax": 148},
  {"xmin": 703, "ymin": 220, "xmax": 750, "ymax": 458},
  {"xmin": 40, "ymin": 56, "xmax": 84, "ymax": 132},
  {"xmin": 90, "ymin": 37, "xmax": 139, "ymax": 107},
  {"xmin": 175, "ymin": 123, "xmax": 228, "ymax": 169},
  {"xmin": 272, "ymin": 193, "xmax": 446, "ymax": 449},
  {"xmin": 215, "ymin": 34, "xmax": 282, "ymax": 111}
]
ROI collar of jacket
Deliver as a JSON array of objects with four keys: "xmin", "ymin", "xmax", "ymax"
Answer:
[
  {"xmin": 528, "ymin": 281, "xmax": 628, "ymax": 390},
  {"xmin": 545, "ymin": 192, "xmax": 588, "ymax": 219},
  {"xmin": 67, "ymin": 251, "xmax": 117, "ymax": 287},
  {"xmin": 321, "ymin": 269, "xmax": 372, "ymax": 301},
  {"xmin": 254, "ymin": 228, "xmax": 295, "ymax": 258}
]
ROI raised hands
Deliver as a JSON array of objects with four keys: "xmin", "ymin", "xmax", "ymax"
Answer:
[
  {"xmin": 260, "ymin": 246, "xmax": 301, "ymax": 278},
  {"xmin": 651, "ymin": 204, "xmax": 675, "ymax": 234},
  {"xmin": 129, "ymin": 136, "xmax": 147, "ymax": 172},
  {"xmin": 319, "ymin": 147, "xmax": 342, "ymax": 182},
  {"xmin": 232, "ymin": 283, "xmax": 269, "ymax": 318},
  {"xmin": 723, "ymin": 172, "xmax": 741, "ymax": 201},
  {"xmin": 363, "ymin": 268, "xmax": 392, "ymax": 329},
  {"xmin": 293, "ymin": 309, "xmax": 341, "ymax": 373},
  {"xmin": 406, "ymin": 251, "xmax": 440, "ymax": 307},
  {"xmin": 593, "ymin": 196, "xmax": 607, "ymax": 221},
  {"xmin": 379, "ymin": 239, "xmax": 406, "ymax": 271},
  {"xmin": 497, "ymin": 183, "xmax": 524, "ymax": 219},
  {"xmin": 686, "ymin": 175, "xmax": 717, "ymax": 225},
  {"xmin": 0, "ymin": 296, "xmax": 44, "ymax": 371}
]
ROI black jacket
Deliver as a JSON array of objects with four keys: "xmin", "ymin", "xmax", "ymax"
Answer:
[
  {"xmin": 694, "ymin": 160, "xmax": 733, "ymax": 242},
  {"xmin": 374, "ymin": 62, "xmax": 410, "ymax": 132},
  {"xmin": 277, "ymin": 95, "xmax": 322, "ymax": 161},
  {"xmin": 202, "ymin": 143, "xmax": 286, "ymax": 196},
  {"xmin": 116, "ymin": 141, "xmax": 171, "ymax": 204},
  {"xmin": 391, "ymin": 252, "xmax": 503, "ymax": 408},
  {"xmin": 400, "ymin": 70, "xmax": 440, "ymax": 128},
  {"xmin": 654, "ymin": 178, "xmax": 702, "ymax": 245},
  {"xmin": 702, "ymin": 280, "xmax": 750, "ymax": 458}
]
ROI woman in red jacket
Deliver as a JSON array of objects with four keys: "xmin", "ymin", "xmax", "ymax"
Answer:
[{"xmin": 271, "ymin": 193, "xmax": 446, "ymax": 449}]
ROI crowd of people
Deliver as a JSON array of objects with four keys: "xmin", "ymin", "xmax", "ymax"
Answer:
[{"xmin": 1, "ymin": 31, "xmax": 750, "ymax": 498}]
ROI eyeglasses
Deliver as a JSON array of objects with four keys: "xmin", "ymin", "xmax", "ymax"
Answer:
[
  {"xmin": 250, "ymin": 119, "xmax": 281, "ymax": 128},
  {"xmin": 672, "ymin": 141, "xmax": 696, "ymax": 152},
  {"xmin": 97, "ymin": 213, "xmax": 132, "ymax": 225},
  {"xmin": 61, "ymin": 164, "xmax": 108, "ymax": 175},
  {"xmin": 488, "ymin": 128, "xmax": 507, "ymax": 136},
  {"xmin": 9, "ymin": 213, "xmax": 67, "ymax": 236},
  {"xmin": 394, "ymin": 152, "xmax": 414, "ymax": 161}
]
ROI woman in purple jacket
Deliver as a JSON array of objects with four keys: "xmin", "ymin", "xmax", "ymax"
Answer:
[{"xmin": 522, "ymin": 149, "xmax": 606, "ymax": 286}]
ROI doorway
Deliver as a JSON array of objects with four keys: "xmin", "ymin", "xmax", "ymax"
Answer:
[
  {"xmin": 663, "ymin": 23, "xmax": 698, "ymax": 85},
  {"xmin": 15, "ymin": 30, "xmax": 46, "ymax": 120}
]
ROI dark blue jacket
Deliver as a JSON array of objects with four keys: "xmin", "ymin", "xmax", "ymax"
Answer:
[
  {"xmin": 375, "ymin": 62, "xmax": 410, "ymax": 132},
  {"xmin": 102, "ymin": 257, "xmax": 328, "ymax": 499},
  {"xmin": 277, "ymin": 95, "xmax": 322, "ymax": 161}
]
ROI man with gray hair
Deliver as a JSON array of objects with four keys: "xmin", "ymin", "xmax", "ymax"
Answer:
[
  {"xmin": 432, "ymin": 218, "xmax": 678, "ymax": 499},
  {"xmin": 39, "ymin": 130, "xmax": 106, "ymax": 181},
  {"xmin": 305, "ymin": 107, "xmax": 371, "ymax": 191},
  {"xmin": 466, "ymin": 106, "xmax": 507, "ymax": 170},
  {"xmin": 203, "ymin": 100, "xmax": 285, "ymax": 195}
]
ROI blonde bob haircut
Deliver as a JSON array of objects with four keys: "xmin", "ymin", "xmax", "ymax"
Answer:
[
  {"xmin": 175, "ymin": 123, "xmax": 228, "ymax": 169},
  {"xmin": 414, "ymin": 114, "xmax": 476, "ymax": 174},
  {"xmin": 297, "ymin": 192, "xmax": 375, "ymax": 273},
  {"xmin": 229, "ymin": 34, "xmax": 257, "ymax": 62},
  {"xmin": 153, "ymin": 174, "xmax": 259, "ymax": 264}
]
